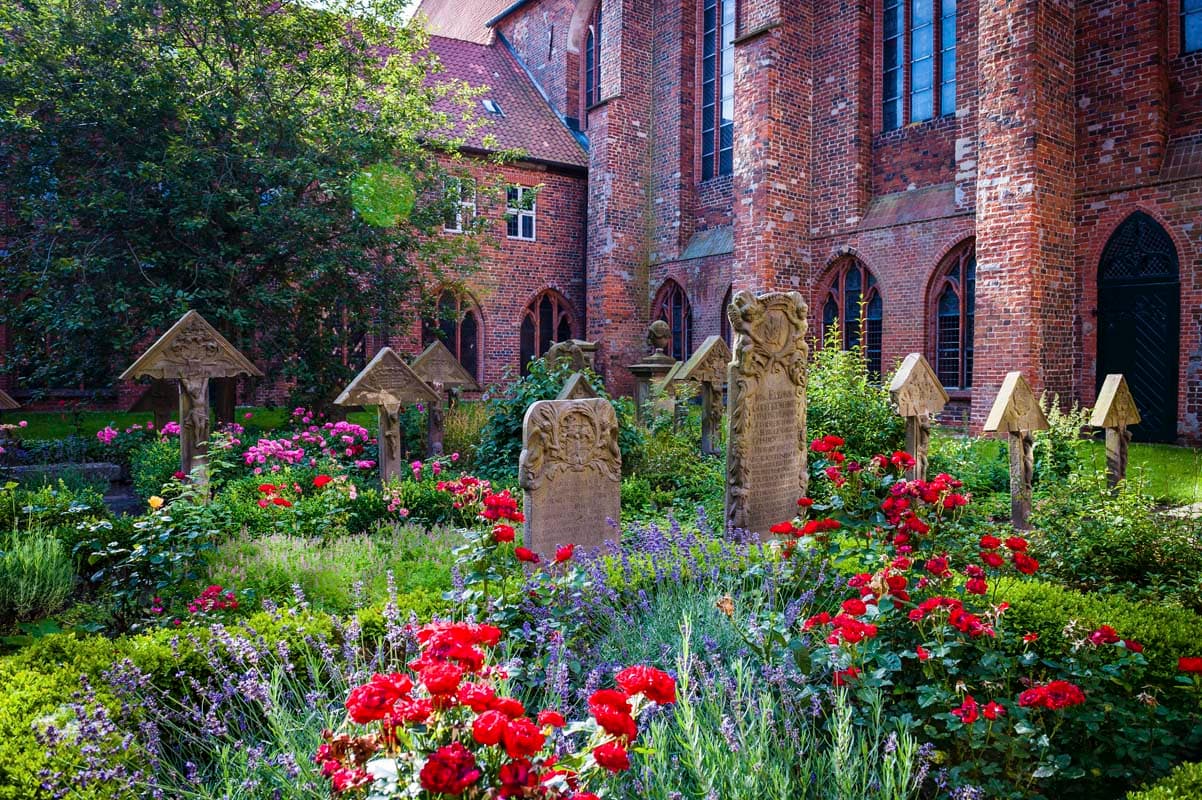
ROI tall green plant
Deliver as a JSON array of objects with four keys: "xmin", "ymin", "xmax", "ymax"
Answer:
[
  {"xmin": 0, "ymin": 530, "xmax": 74, "ymax": 623},
  {"xmin": 807, "ymin": 324, "xmax": 904, "ymax": 458}
]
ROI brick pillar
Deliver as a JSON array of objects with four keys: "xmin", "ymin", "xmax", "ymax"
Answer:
[
  {"xmin": 972, "ymin": 0, "xmax": 1076, "ymax": 428},
  {"xmin": 730, "ymin": 1, "xmax": 812, "ymax": 294},
  {"xmin": 585, "ymin": 0, "xmax": 652, "ymax": 394}
]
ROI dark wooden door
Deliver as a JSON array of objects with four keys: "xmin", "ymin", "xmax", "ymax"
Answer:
[{"xmin": 1096, "ymin": 213, "xmax": 1180, "ymax": 442}]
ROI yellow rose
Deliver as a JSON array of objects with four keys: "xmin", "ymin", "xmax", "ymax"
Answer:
[{"xmin": 148, "ymin": 495, "xmax": 164, "ymax": 510}]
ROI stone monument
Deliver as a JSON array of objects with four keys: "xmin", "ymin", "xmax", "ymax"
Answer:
[
  {"xmin": 1090, "ymin": 374, "xmax": 1141, "ymax": 488},
  {"xmin": 120, "ymin": 311, "xmax": 263, "ymax": 484},
  {"xmin": 411, "ymin": 340, "xmax": 481, "ymax": 456},
  {"xmin": 335, "ymin": 347, "xmax": 441, "ymax": 484},
  {"xmin": 519, "ymin": 397, "xmax": 621, "ymax": 558},
  {"xmin": 557, "ymin": 372, "xmax": 599, "ymax": 400},
  {"xmin": 889, "ymin": 353, "xmax": 949, "ymax": 480},
  {"xmin": 983, "ymin": 371, "xmax": 1049, "ymax": 530},
  {"xmin": 677, "ymin": 334, "xmax": 732, "ymax": 455},
  {"xmin": 725, "ymin": 291, "xmax": 809, "ymax": 534},
  {"xmin": 629, "ymin": 320, "xmax": 678, "ymax": 426},
  {"xmin": 543, "ymin": 339, "xmax": 598, "ymax": 373}
]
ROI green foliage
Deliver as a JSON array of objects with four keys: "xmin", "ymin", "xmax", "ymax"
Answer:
[
  {"xmin": 443, "ymin": 400, "xmax": 489, "ymax": 469},
  {"xmin": 474, "ymin": 359, "xmax": 644, "ymax": 478},
  {"xmin": 1128, "ymin": 762, "xmax": 1202, "ymax": 800},
  {"xmin": 0, "ymin": 479, "xmax": 108, "ymax": 533},
  {"xmin": 0, "ymin": 0, "xmax": 491, "ymax": 408},
  {"xmin": 807, "ymin": 325, "xmax": 904, "ymax": 459},
  {"xmin": 0, "ymin": 530, "xmax": 74, "ymax": 624},
  {"xmin": 628, "ymin": 426, "xmax": 724, "ymax": 515},
  {"xmin": 130, "ymin": 437, "xmax": 182, "ymax": 500},
  {"xmin": 928, "ymin": 433, "xmax": 1010, "ymax": 496},
  {"xmin": 1030, "ymin": 470, "xmax": 1202, "ymax": 610},
  {"xmin": 1033, "ymin": 394, "xmax": 1092, "ymax": 486}
]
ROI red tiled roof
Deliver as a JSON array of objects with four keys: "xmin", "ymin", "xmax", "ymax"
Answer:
[
  {"xmin": 428, "ymin": 35, "xmax": 586, "ymax": 169},
  {"xmin": 415, "ymin": 0, "xmax": 510, "ymax": 44}
]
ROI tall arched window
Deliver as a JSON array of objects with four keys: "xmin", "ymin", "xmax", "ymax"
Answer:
[
  {"xmin": 882, "ymin": 0, "xmax": 957, "ymax": 130},
  {"xmin": 930, "ymin": 242, "xmax": 975, "ymax": 391},
  {"xmin": 821, "ymin": 259, "xmax": 884, "ymax": 375},
  {"xmin": 423, "ymin": 291, "xmax": 482, "ymax": 381},
  {"xmin": 520, "ymin": 290, "xmax": 576, "ymax": 374},
  {"xmin": 652, "ymin": 280, "xmax": 692, "ymax": 360},
  {"xmin": 701, "ymin": 0, "xmax": 735, "ymax": 179},
  {"xmin": 582, "ymin": 3, "xmax": 602, "ymax": 119}
]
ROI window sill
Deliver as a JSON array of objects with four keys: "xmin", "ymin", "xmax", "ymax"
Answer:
[{"xmin": 506, "ymin": 236, "xmax": 537, "ymax": 243}]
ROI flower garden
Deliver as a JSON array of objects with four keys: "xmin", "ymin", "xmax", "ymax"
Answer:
[{"xmin": 3, "ymin": 349, "xmax": 1202, "ymax": 800}]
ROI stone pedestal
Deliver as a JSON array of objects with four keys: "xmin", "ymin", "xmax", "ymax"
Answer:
[{"xmin": 629, "ymin": 350, "xmax": 677, "ymax": 426}]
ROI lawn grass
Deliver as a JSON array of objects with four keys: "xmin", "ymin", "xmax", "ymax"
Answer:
[
  {"xmin": 1082, "ymin": 440, "xmax": 1202, "ymax": 504},
  {"xmin": 7, "ymin": 407, "xmax": 377, "ymax": 440}
]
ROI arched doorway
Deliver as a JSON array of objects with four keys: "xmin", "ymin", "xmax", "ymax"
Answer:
[{"xmin": 1097, "ymin": 212, "xmax": 1180, "ymax": 442}]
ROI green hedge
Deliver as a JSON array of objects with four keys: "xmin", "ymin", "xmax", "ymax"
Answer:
[
  {"xmin": 1128, "ymin": 762, "xmax": 1202, "ymax": 799},
  {"xmin": 998, "ymin": 578, "xmax": 1202, "ymax": 687}
]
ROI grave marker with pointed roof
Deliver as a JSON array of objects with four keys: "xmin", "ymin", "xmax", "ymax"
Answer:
[
  {"xmin": 120, "ymin": 311, "xmax": 262, "ymax": 486},
  {"xmin": 1091, "ymin": 374, "xmax": 1141, "ymax": 488},
  {"xmin": 336, "ymin": 347, "xmax": 440, "ymax": 484},
  {"xmin": 983, "ymin": 371, "xmax": 1048, "ymax": 530},
  {"xmin": 557, "ymin": 372, "xmax": 599, "ymax": 400},
  {"xmin": 0, "ymin": 389, "xmax": 18, "ymax": 411},
  {"xmin": 677, "ymin": 335, "xmax": 732, "ymax": 455},
  {"xmin": 411, "ymin": 340, "xmax": 481, "ymax": 393},
  {"xmin": 889, "ymin": 353, "xmax": 949, "ymax": 479}
]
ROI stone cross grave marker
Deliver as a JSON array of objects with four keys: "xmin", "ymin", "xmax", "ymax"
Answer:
[
  {"xmin": 677, "ymin": 334, "xmax": 732, "ymax": 455},
  {"xmin": 1090, "ymin": 374, "xmax": 1141, "ymax": 488},
  {"xmin": 983, "ymin": 371, "xmax": 1049, "ymax": 530},
  {"xmin": 120, "ymin": 311, "xmax": 263, "ymax": 485},
  {"xmin": 557, "ymin": 372, "xmax": 599, "ymax": 400},
  {"xmin": 335, "ymin": 347, "xmax": 441, "ymax": 484},
  {"xmin": 411, "ymin": 340, "xmax": 481, "ymax": 456},
  {"xmin": 0, "ymin": 389, "xmax": 18, "ymax": 412},
  {"xmin": 725, "ymin": 291, "xmax": 809, "ymax": 534},
  {"xmin": 519, "ymin": 396, "xmax": 621, "ymax": 559},
  {"xmin": 889, "ymin": 353, "xmax": 949, "ymax": 480}
]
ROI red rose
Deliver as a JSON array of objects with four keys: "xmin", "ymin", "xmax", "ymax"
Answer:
[
  {"xmin": 769, "ymin": 521, "xmax": 798, "ymax": 535},
  {"xmin": 1124, "ymin": 639, "xmax": 1144, "ymax": 653},
  {"xmin": 980, "ymin": 551, "xmax": 1005, "ymax": 569},
  {"xmin": 419, "ymin": 742, "xmax": 481, "ymax": 795},
  {"xmin": 1018, "ymin": 680, "xmax": 1085, "ymax": 710},
  {"xmin": 591, "ymin": 703, "xmax": 637, "ymax": 740},
  {"xmin": 593, "ymin": 741, "xmax": 631, "ymax": 773},
  {"xmin": 554, "ymin": 544, "xmax": 575, "ymax": 563},
  {"xmin": 313, "ymin": 474, "xmax": 333, "ymax": 488},
  {"xmin": 1088, "ymin": 625, "xmax": 1121, "ymax": 646},
  {"xmin": 498, "ymin": 759, "xmax": 536, "ymax": 796},
  {"xmin": 538, "ymin": 709, "xmax": 567, "ymax": 728},
  {"xmin": 1179, "ymin": 657, "xmax": 1202, "ymax": 673},
  {"xmin": 965, "ymin": 577, "xmax": 988, "ymax": 595},
  {"xmin": 951, "ymin": 695, "xmax": 979, "ymax": 725},
  {"xmin": 841, "ymin": 597, "xmax": 868, "ymax": 616},
  {"xmin": 1005, "ymin": 536, "xmax": 1028, "ymax": 551},
  {"xmin": 916, "ymin": 645, "xmax": 930, "ymax": 661},
  {"xmin": 458, "ymin": 682, "xmax": 497, "ymax": 712},
  {"xmin": 515, "ymin": 547, "xmax": 540, "ymax": 564},
  {"xmin": 983, "ymin": 700, "xmax": 1006, "ymax": 720},
  {"xmin": 490, "ymin": 696, "xmax": 527, "ymax": 718},
  {"xmin": 472, "ymin": 709, "xmax": 508, "ymax": 746},
  {"xmin": 1023, "ymin": 632, "xmax": 1040, "ymax": 644},
  {"xmin": 833, "ymin": 666, "xmax": 860, "ymax": 687},
  {"xmin": 588, "ymin": 689, "xmax": 632, "ymax": 715},
  {"xmin": 392, "ymin": 697, "xmax": 433, "ymax": 724},
  {"xmin": 502, "ymin": 717, "xmax": 546, "ymax": 759},
  {"xmin": 345, "ymin": 673, "xmax": 413, "ymax": 724},
  {"xmin": 979, "ymin": 534, "xmax": 1001, "ymax": 549},
  {"xmin": 1012, "ymin": 552, "xmax": 1039, "ymax": 575},
  {"xmin": 421, "ymin": 662, "xmax": 465, "ymax": 696},
  {"xmin": 331, "ymin": 767, "xmax": 373, "ymax": 793},
  {"xmin": 925, "ymin": 556, "xmax": 951, "ymax": 578},
  {"xmin": 493, "ymin": 524, "xmax": 516, "ymax": 543},
  {"xmin": 272, "ymin": 496, "xmax": 292, "ymax": 507},
  {"xmin": 614, "ymin": 666, "xmax": 677, "ymax": 705},
  {"xmin": 257, "ymin": 483, "xmax": 277, "ymax": 494},
  {"xmin": 798, "ymin": 497, "xmax": 814, "ymax": 507}
]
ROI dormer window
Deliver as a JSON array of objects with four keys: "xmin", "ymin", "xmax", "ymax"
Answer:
[{"xmin": 482, "ymin": 98, "xmax": 504, "ymax": 117}]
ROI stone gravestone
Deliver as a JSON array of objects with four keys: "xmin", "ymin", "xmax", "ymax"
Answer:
[
  {"xmin": 677, "ymin": 335, "xmax": 732, "ymax": 455},
  {"xmin": 519, "ymin": 397, "xmax": 621, "ymax": 558},
  {"xmin": 120, "ymin": 311, "xmax": 263, "ymax": 485},
  {"xmin": 1090, "ymin": 374, "xmax": 1141, "ymax": 488},
  {"xmin": 889, "ymin": 353, "xmax": 949, "ymax": 480},
  {"xmin": 983, "ymin": 371, "xmax": 1049, "ymax": 530},
  {"xmin": 411, "ymin": 340, "xmax": 481, "ymax": 457},
  {"xmin": 543, "ymin": 339, "xmax": 598, "ymax": 373},
  {"xmin": 557, "ymin": 372, "xmax": 599, "ymax": 400},
  {"xmin": 335, "ymin": 347, "xmax": 441, "ymax": 484},
  {"xmin": 725, "ymin": 291, "xmax": 809, "ymax": 534}
]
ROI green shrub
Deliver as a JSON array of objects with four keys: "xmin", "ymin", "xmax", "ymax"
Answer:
[
  {"xmin": 0, "ymin": 531, "xmax": 74, "ymax": 624},
  {"xmin": 928, "ymin": 433, "xmax": 1010, "ymax": 496},
  {"xmin": 807, "ymin": 324, "xmax": 904, "ymax": 459},
  {"xmin": 0, "ymin": 480, "xmax": 108, "ymax": 533},
  {"xmin": 443, "ymin": 400, "xmax": 488, "ymax": 468},
  {"xmin": 1128, "ymin": 762, "xmax": 1202, "ymax": 799},
  {"xmin": 997, "ymin": 578, "xmax": 1202, "ymax": 687},
  {"xmin": 130, "ymin": 437, "xmax": 181, "ymax": 499},
  {"xmin": 1033, "ymin": 393, "xmax": 1092, "ymax": 486}
]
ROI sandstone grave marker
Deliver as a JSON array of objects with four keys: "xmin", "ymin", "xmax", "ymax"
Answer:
[
  {"xmin": 677, "ymin": 334, "xmax": 732, "ymax": 455},
  {"xmin": 983, "ymin": 371, "xmax": 1049, "ymax": 530},
  {"xmin": 0, "ymin": 389, "xmax": 18, "ymax": 412},
  {"xmin": 335, "ymin": 347, "xmax": 440, "ymax": 484},
  {"xmin": 543, "ymin": 339, "xmax": 598, "ymax": 373},
  {"xmin": 519, "ymin": 397, "xmax": 621, "ymax": 558},
  {"xmin": 411, "ymin": 340, "xmax": 481, "ymax": 456},
  {"xmin": 1090, "ymin": 374, "xmax": 1141, "ymax": 488},
  {"xmin": 889, "ymin": 353, "xmax": 949, "ymax": 480},
  {"xmin": 120, "ymin": 311, "xmax": 263, "ymax": 484},
  {"xmin": 557, "ymin": 372, "xmax": 599, "ymax": 400},
  {"xmin": 725, "ymin": 291, "xmax": 809, "ymax": 534}
]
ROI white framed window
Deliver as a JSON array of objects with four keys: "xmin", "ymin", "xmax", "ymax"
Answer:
[
  {"xmin": 443, "ymin": 177, "xmax": 477, "ymax": 233},
  {"xmin": 506, "ymin": 185, "xmax": 537, "ymax": 241}
]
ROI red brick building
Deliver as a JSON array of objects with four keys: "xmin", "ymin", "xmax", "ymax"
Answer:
[{"xmin": 418, "ymin": 0, "xmax": 1202, "ymax": 444}]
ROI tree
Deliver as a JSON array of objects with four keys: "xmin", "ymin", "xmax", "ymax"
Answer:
[{"xmin": 0, "ymin": 0, "xmax": 493, "ymax": 407}]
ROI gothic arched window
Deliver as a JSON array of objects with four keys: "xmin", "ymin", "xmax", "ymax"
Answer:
[
  {"xmin": 520, "ymin": 290, "xmax": 575, "ymax": 374},
  {"xmin": 652, "ymin": 280, "xmax": 692, "ymax": 360},
  {"xmin": 821, "ymin": 259, "xmax": 884, "ymax": 375},
  {"xmin": 719, "ymin": 285, "xmax": 733, "ymax": 345},
  {"xmin": 930, "ymin": 242, "xmax": 975, "ymax": 390},
  {"xmin": 583, "ymin": 3, "xmax": 602, "ymax": 118},
  {"xmin": 422, "ymin": 291, "xmax": 483, "ymax": 381}
]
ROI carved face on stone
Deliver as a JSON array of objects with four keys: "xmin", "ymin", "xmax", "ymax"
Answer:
[
  {"xmin": 647, "ymin": 319, "xmax": 671, "ymax": 352},
  {"xmin": 560, "ymin": 410, "xmax": 596, "ymax": 466}
]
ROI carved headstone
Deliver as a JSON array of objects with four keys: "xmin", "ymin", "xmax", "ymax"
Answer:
[
  {"xmin": 411, "ymin": 341, "xmax": 481, "ymax": 456},
  {"xmin": 519, "ymin": 397, "xmax": 621, "ymax": 558},
  {"xmin": 120, "ymin": 311, "xmax": 263, "ymax": 484},
  {"xmin": 0, "ymin": 389, "xmax": 18, "ymax": 412},
  {"xmin": 543, "ymin": 339, "xmax": 598, "ymax": 373},
  {"xmin": 983, "ymin": 372, "xmax": 1049, "ymax": 530},
  {"xmin": 557, "ymin": 372, "xmax": 599, "ymax": 400},
  {"xmin": 725, "ymin": 291, "xmax": 809, "ymax": 534},
  {"xmin": 889, "ymin": 353, "xmax": 950, "ymax": 480},
  {"xmin": 335, "ymin": 347, "xmax": 441, "ymax": 484},
  {"xmin": 678, "ymin": 335, "xmax": 732, "ymax": 455},
  {"xmin": 1090, "ymin": 374, "xmax": 1141, "ymax": 488}
]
